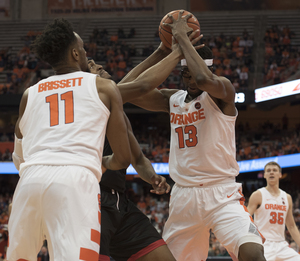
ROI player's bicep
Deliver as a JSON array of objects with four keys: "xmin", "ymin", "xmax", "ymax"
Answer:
[
  {"xmin": 105, "ymin": 84, "xmax": 131, "ymax": 166},
  {"xmin": 247, "ymin": 191, "xmax": 262, "ymax": 216},
  {"xmin": 129, "ymin": 89, "xmax": 173, "ymax": 112},
  {"xmin": 117, "ymin": 81, "xmax": 149, "ymax": 104}
]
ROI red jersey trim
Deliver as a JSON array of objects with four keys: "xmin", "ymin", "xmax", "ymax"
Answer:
[{"xmin": 128, "ymin": 239, "xmax": 166, "ymax": 261}]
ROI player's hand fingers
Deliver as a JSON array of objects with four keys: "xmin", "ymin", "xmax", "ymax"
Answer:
[
  {"xmin": 165, "ymin": 183, "xmax": 171, "ymax": 193},
  {"xmin": 157, "ymin": 176, "xmax": 167, "ymax": 187},
  {"xmin": 178, "ymin": 10, "xmax": 184, "ymax": 20},
  {"xmin": 163, "ymin": 22, "xmax": 173, "ymax": 29},
  {"xmin": 194, "ymin": 44, "xmax": 205, "ymax": 50},
  {"xmin": 167, "ymin": 14, "xmax": 175, "ymax": 22},
  {"xmin": 183, "ymin": 13, "xmax": 192, "ymax": 22},
  {"xmin": 189, "ymin": 30, "xmax": 201, "ymax": 41},
  {"xmin": 150, "ymin": 187, "xmax": 166, "ymax": 195}
]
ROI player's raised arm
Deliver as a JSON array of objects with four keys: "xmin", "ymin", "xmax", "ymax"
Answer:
[
  {"xmin": 119, "ymin": 42, "xmax": 172, "ymax": 84},
  {"xmin": 247, "ymin": 190, "xmax": 262, "ymax": 216},
  {"xmin": 165, "ymin": 11, "xmax": 235, "ymax": 103},
  {"xmin": 97, "ymin": 77, "xmax": 131, "ymax": 170}
]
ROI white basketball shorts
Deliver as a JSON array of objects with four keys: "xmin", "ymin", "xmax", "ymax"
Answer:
[
  {"xmin": 163, "ymin": 182, "xmax": 264, "ymax": 261},
  {"xmin": 264, "ymin": 240, "xmax": 300, "ymax": 261},
  {"xmin": 7, "ymin": 165, "xmax": 101, "ymax": 261}
]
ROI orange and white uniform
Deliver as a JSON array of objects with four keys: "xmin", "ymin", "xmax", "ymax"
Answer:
[
  {"xmin": 254, "ymin": 188, "xmax": 300, "ymax": 261},
  {"xmin": 7, "ymin": 72, "xmax": 108, "ymax": 261},
  {"xmin": 162, "ymin": 90, "xmax": 264, "ymax": 261}
]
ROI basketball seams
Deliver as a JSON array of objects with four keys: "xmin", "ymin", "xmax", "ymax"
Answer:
[
  {"xmin": 159, "ymin": 25, "xmax": 172, "ymax": 35},
  {"xmin": 159, "ymin": 30, "xmax": 171, "ymax": 47}
]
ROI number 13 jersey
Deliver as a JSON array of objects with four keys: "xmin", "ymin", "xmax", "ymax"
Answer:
[
  {"xmin": 254, "ymin": 188, "xmax": 288, "ymax": 241},
  {"xmin": 169, "ymin": 90, "xmax": 239, "ymax": 186},
  {"xmin": 19, "ymin": 71, "xmax": 110, "ymax": 182}
]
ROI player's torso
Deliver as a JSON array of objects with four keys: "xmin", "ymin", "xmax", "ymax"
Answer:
[
  {"xmin": 19, "ymin": 71, "xmax": 110, "ymax": 181},
  {"xmin": 168, "ymin": 90, "xmax": 239, "ymax": 186},
  {"xmin": 254, "ymin": 188, "xmax": 288, "ymax": 241}
]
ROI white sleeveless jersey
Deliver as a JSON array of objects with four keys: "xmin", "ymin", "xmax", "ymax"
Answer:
[
  {"xmin": 168, "ymin": 90, "xmax": 239, "ymax": 186},
  {"xmin": 19, "ymin": 71, "xmax": 110, "ymax": 182},
  {"xmin": 254, "ymin": 188, "xmax": 288, "ymax": 241}
]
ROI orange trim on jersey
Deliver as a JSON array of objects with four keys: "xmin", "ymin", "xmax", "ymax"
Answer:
[
  {"xmin": 128, "ymin": 239, "xmax": 166, "ymax": 261},
  {"xmin": 98, "ymin": 211, "xmax": 101, "ymax": 225},
  {"xmin": 17, "ymin": 259, "xmax": 29, "ymax": 261},
  {"xmin": 91, "ymin": 229, "xmax": 101, "ymax": 245},
  {"xmin": 98, "ymin": 254, "xmax": 110, "ymax": 261},
  {"xmin": 238, "ymin": 190, "xmax": 266, "ymax": 243},
  {"xmin": 79, "ymin": 248, "xmax": 99, "ymax": 261}
]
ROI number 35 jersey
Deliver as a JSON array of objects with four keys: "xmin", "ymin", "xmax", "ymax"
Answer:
[
  {"xmin": 168, "ymin": 90, "xmax": 239, "ymax": 186},
  {"xmin": 254, "ymin": 188, "xmax": 288, "ymax": 241},
  {"xmin": 19, "ymin": 71, "xmax": 110, "ymax": 182}
]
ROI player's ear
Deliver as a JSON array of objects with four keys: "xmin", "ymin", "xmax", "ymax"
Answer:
[{"xmin": 71, "ymin": 48, "xmax": 79, "ymax": 61}]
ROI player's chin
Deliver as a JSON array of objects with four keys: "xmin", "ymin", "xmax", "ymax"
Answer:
[{"xmin": 187, "ymin": 87, "xmax": 201, "ymax": 96}]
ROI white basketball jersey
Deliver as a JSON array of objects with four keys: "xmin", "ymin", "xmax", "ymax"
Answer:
[
  {"xmin": 168, "ymin": 90, "xmax": 239, "ymax": 186},
  {"xmin": 254, "ymin": 188, "xmax": 288, "ymax": 241},
  {"xmin": 19, "ymin": 71, "xmax": 110, "ymax": 182}
]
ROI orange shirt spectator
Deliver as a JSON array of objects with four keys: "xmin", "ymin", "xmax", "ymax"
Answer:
[
  {"xmin": 110, "ymin": 35, "xmax": 118, "ymax": 43},
  {"xmin": 118, "ymin": 60, "xmax": 127, "ymax": 70}
]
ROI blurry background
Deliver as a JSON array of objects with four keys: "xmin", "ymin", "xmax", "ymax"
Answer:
[{"xmin": 0, "ymin": 0, "xmax": 300, "ymax": 260}]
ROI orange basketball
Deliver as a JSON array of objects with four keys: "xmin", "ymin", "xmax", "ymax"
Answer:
[{"xmin": 159, "ymin": 10, "xmax": 200, "ymax": 49}]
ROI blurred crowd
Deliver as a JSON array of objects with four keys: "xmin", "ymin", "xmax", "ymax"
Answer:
[
  {"xmin": 263, "ymin": 25, "xmax": 300, "ymax": 86},
  {"xmin": 0, "ymin": 30, "xmax": 51, "ymax": 95},
  {"xmin": 0, "ymin": 23, "xmax": 298, "ymax": 95}
]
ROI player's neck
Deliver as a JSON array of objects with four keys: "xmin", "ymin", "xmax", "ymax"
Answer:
[
  {"xmin": 266, "ymin": 184, "xmax": 280, "ymax": 196},
  {"xmin": 53, "ymin": 63, "xmax": 81, "ymax": 75}
]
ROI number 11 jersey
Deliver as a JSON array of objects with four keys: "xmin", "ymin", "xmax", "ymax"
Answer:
[
  {"xmin": 168, "ymin": 90, "xmax": 239, "ymax": 186},
  {"xmin": 19, "ymin": 71, "xmax": 110, "ymax": 182}
]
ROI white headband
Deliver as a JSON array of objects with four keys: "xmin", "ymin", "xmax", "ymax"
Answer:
[{"xmin": 181, "ymin": 59, "xmax": 213, "ymax": 67}]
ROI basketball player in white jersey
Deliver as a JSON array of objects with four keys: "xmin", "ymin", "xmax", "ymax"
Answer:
[
  {"xmin": 129, "ymin": 11, "xmax": 266, "ymax": 261},
  {"xmin": 248, "ymin": 162, "xmax": 300, "ymax": 261},
  {"xmin": 7, "ymin": 19, "xmax": 131, "ymax": 261}
]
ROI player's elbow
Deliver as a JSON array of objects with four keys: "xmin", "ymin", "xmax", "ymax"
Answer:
[
  {"xmin": 118, "ymin": 154, "xmax": 131, "ymax": 169},
  {"xmin": 137, "ymin": 80, "xmax": 152, "ymax": 95}
]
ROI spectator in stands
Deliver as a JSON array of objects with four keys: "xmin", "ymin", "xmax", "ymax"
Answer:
[{"xmin": 128, "ymin": 27, "xmax": 136, "ymax": 38}]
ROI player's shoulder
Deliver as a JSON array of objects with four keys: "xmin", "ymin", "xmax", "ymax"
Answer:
[
  {"xmin": 250, "ymin": 189, "xmax": 263, "ymax": 202},
  {"xmin": 96, "ymin": 76, "xmax": 118, "ymax": 94}
]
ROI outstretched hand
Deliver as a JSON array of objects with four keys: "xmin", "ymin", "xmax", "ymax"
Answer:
[
  {"xmin": 163, "ymin": 10, "xmax": 193, "ymax": 39},
  {"xmin": 150, "ymin": 175, "xmax": 171, "ymax": 195}
]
